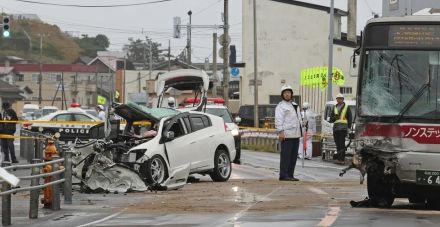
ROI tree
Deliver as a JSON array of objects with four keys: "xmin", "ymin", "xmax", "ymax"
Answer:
[
  {"xmin": 123, "ymin": 37, "xmax": 164, "ymax": 69},
  {"xmin": 74, "ymin": 34, "xmax": 109, "ymax": 57}
]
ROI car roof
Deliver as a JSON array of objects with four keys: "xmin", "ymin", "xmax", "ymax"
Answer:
[
  {"xmin": 203, "ymin": 105, "xmax": 228, "ymax": 110},
  {"xmin": 42, "ymin": 106, "xmax": 58, "ymax": 109},
  {"xmin": 38, "ymin": 110, "xmax": 100, "ymax": 120}
]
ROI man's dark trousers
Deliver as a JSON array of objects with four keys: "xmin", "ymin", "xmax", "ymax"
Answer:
[
  {"xmin": 279, "ymin": 138, "xmax": 299, "ymax": 179},
  {"xmin": 1, "ymin": 138, "xmax": 17, "ymax": 162},
  {"xmin": 333, "ymin": 130, "xmax": 347, "ymax": 161}
]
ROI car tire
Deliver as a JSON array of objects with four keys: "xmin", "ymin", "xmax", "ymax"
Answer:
[
  {"xmin": 210, "ymin": 149, "xmax": 231, "ymax": 182},
  {"xmin": 143, "ymin": 155, "xmax": 167, "ymax": 185},
  {"xmin": 367, "ymin": 168, "xmax": 395, "ymax": 208}
]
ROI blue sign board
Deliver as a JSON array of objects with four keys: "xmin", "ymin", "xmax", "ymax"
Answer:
[{"xmin": 231, "ymin": 67, "xmax": 240, "ymax": 76}]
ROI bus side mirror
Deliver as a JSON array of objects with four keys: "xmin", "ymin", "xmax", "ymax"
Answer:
[{"xmin": 235, "ymin": 116, "xmax": 241, "ymax": 124}]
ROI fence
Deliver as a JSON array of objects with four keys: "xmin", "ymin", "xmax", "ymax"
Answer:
[
  {"xmin": 241, "ymin": 129, "xmax": 279, "ymax": 152},
  {"xmin": 1, "ymin": 133, "xmax": 73, "ymax": 226}
]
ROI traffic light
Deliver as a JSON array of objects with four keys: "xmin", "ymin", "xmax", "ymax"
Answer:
[{"xmin": 2, "ymin": 16, "xmax": 10, "ymax": 38}]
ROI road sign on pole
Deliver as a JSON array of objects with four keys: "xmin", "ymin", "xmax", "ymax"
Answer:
[{"xmin": 231, "ymin": 67, "xmax": 239, "ymax": 76}]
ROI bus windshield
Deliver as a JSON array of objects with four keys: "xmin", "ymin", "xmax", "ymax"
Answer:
[{"xmin": 360, "ymin": 50, "xmax": 440, "ymax": 119}]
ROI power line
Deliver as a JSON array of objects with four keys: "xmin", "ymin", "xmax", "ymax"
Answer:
[
  {"xmin": 14, "ymin": 0, "xmax": 175, "ymax": 8},
  {"xmin": 362, "ymin": 0, "xmax": 376, "ymax": 16}
]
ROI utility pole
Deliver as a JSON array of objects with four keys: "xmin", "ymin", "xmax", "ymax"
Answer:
[
  {"xmin": 123, "ymin": 57, "xmax": 126, "ymax": 103},
  {"xmin": 168, "ymin": 39, "xmax": 171, "ymax": 71},
  {"xmin": 38, "ymin": 34, "xmax": 43, "ymax": 106},
  {"xmin": 253, "ymin": 0, "xmax": 259, "ymax": 128},
  {"xmin": 138, "ymin": 72, "xmax": 141, "ymax": 93},
  {"xmin": 187, "ymin": 10, "xmax": 192, "ymax": 66},
  {"xmin": 223, "ymin": 0, "xmax": 229, "ymax": 107},
  {"xmin": 148, "ymin": 38, "xmax": 153, "ymax": 76},
  {"xmin": 327, "ymin": 0, "xmax": 335, "ymax": 101},
  {"xmin": 213, "ymin": 33, "xmax": 218, "ymax": 96}
]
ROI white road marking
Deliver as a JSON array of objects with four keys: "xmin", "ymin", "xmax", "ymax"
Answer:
[
  {"xmin": 308, "ymin": 186, "xmax": 329, "ymax": 196},
  {"xmin": 228, "ymin": 186, "xmax": 282, "ymax": 224},
  {"xmin": 76, "ymin": 208, "xmax": 128, "ymax": 227},
  {"xmin": 308, "ymin": 186, "xmax": 341, "ymax": 227},
  {"xmin": 316, "ymin": 206, "xmax": 341, "ymax": 227}
]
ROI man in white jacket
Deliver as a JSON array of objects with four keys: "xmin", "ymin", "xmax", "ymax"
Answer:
[
  {"xmin": 298, "ymin": 102, "xmax": 316, "ymax": 160},
  {"xmin": 275, "ymin": 85, "xmax": 302, "ymax": 181}
]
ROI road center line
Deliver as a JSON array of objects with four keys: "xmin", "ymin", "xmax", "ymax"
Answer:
[
  {"xmin": 316, "ymin": 206, "xmax": 341, "ymax": 227},
  {"xmin": 308, "ymin": 186, "xmax": 329, "ymax": 196},
  {"xmin": 308, "ymin": 186, "xmax": 341, "ymax": 227},
  {"xmin": 77, "ymin": 207, "xmax": 128, "ymax": 227}
]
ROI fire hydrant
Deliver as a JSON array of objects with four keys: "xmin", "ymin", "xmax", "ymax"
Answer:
[{"xmin": 41, "ymin": 139, "xmax": 58, "ymax": 208}]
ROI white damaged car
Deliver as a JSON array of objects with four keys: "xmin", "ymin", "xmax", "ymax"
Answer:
[{"xmin": 74, "ymin": 102, "xmax": 236, "ymax": 192}]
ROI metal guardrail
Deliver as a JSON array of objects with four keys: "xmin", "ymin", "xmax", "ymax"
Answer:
[{"xmin": 1, "ymin": 138, "xmax": 73, "ymax": 226}]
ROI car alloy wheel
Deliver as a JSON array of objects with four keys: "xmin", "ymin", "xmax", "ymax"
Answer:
[
  {"xmin": 210, "ymin": 149, "xmax": 231, "ymax": 182},
  {"xmin": 145, "ymin": 155, "xmax": 167, "ymax": 184},
  {"xmin": 218, "ymin": 153, "xmax": 231, "ymax": 178}
]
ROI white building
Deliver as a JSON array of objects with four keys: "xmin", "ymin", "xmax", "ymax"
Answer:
[{"xmin": 241, "ymin": 0, "xmax": 359, "ymax": 113}]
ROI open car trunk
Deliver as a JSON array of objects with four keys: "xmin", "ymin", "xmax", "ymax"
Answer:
[{"xmin": 156, "ymin": 69, "xmax": 209, "ymax": 110}]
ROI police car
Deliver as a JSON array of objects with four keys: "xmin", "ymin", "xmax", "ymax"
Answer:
[{"xmin": 26, "ymin": 108, "xmax": 101, "ymax": 141}]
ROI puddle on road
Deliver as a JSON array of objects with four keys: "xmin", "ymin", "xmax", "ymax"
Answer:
[{"xmin": 229, "ymin": 186, "xmax": 272, "ymax": 203}]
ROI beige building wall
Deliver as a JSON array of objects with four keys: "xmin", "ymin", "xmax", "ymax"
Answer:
[{"xmin": 241, "ymin": 0, "xmax": 358, "ymax": 115}]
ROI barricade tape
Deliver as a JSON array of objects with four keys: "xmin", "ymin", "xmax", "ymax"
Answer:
[
  {"xmin": 0, "ymin": 120, "xmax": 151, "ymax": 126},
  {"xmin": 238, "ymin": 126, "xmax": 332, "ymax": 137},
  {"xmin": 0, "ymin": 134, "xmax": 43, "ymax": 140}
]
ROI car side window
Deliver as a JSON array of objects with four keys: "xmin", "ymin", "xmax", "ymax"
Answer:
[
  {"xmin": 53, "ymin": 114, "xmax": 72, "ymax": 121},
  {"xmin": 74, "ymin": 114, "xmax": 94, "ymax": 122},
  {"xmin": 183, "ymin": 117, "xmax": 192, "ymax": 132},
  {"xmin": 190, "ymin": 116, "xmax": 205, "ymax": 131},
  {"xmin": 168, "ymin": 119, "xmax": 186, "ymax": 138},
  {"xmin": 201, "ymin": 115, "xmax": 211, "ymax": 127}
]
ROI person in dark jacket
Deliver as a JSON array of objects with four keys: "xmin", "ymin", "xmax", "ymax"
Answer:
[
  {"xmin": 1, "ymin": 102, "xmax": 18, "ymax": 163},
  {"xmin": 329, "ymin": 94, "xmax": 352, "ymax": 164}
]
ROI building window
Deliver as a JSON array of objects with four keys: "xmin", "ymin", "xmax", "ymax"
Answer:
[
  {"xmin": 339, "ymin": 87, "xmax": 352, "ymax": 94},
  {"xmin": 32, "ymin": 74, "xmax": 39, "ymax": 83},
  {"xmin": 49, "ymin": 74, "xmax": 62, "ymax": 82},
  {"xmin": 16, "ymin": 74, "xmax": 24, "ymax": 81}
]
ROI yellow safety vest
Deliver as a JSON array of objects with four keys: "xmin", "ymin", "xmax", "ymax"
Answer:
[{"xmin": 333, "ymin": 104, "xmax": 348, "ymax": 124}]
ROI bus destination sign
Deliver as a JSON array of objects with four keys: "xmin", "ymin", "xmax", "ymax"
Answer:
[{"xmin": 389, "ymin": 25, "xmax": 440, "ymax": 47}]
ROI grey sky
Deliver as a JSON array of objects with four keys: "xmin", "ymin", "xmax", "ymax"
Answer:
[{"xmin": 1, "ymin": 0, "xmax": 382, "ymax": 62}]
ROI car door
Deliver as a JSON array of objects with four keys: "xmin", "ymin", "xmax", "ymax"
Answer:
[
  {"xmin": 161, "ymin": 115, "xmax": 194, "ymax": 172},
  {"xmin": 72, "ymin": 114, "xmax": 96, "ymax": 140},
  {"xmin": 188, "ymin": 114, "xmax": 216, "ymax": 170},
  {"xmin": 52, "ymin": 114, "xmax": 74, "ymax": 140}
]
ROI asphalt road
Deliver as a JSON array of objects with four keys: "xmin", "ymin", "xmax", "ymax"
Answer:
[{"xmin": 5, "ymin": 149, "xmax": 440, "ymax": 227}]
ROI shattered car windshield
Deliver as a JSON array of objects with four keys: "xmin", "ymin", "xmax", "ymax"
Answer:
[{"xmin": 360, "ymin": 50, "xmax": 440, "ymax": 119}]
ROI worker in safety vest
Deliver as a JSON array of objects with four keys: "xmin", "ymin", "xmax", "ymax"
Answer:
[{"xmin": 329, "ymin": 94, "xmax": 352, "ymax": 164}]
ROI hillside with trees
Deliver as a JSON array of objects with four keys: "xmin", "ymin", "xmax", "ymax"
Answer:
[{"xmin": 0, "ymin": 15, "xmax": 110, "ymax": 63}]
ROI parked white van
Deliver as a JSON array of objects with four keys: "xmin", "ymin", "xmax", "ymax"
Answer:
[
  {"xmin": 21, "ymin": 104, "xmax": 39, "ymax": 120},
  {"xmin": 42, "ymin": 106, "xmax": 59, "ymax": 116}
]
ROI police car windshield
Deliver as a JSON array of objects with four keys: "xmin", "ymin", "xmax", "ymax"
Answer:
[{"xmin": 205, "ymin": 108, "xmax": 233, "ymax": 123}]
